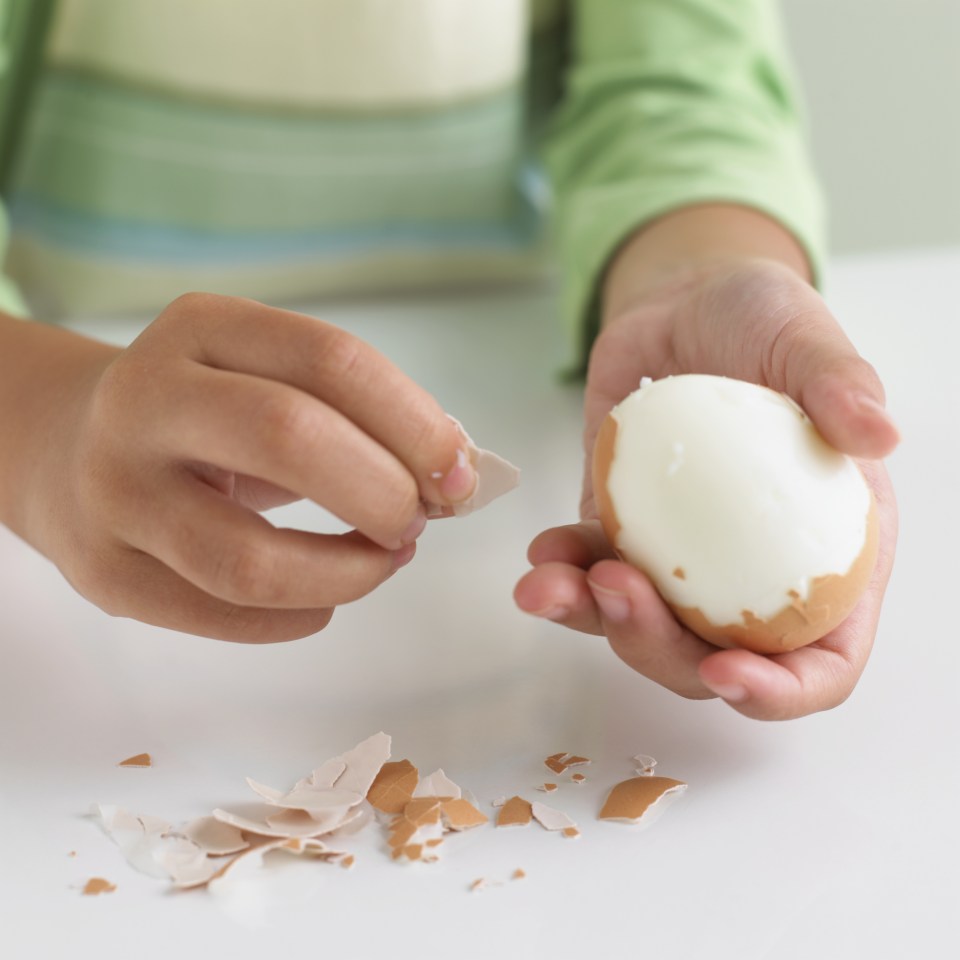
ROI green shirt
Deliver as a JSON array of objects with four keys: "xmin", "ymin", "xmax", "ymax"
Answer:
[{"xmin": 0, "ymin": 0, "xmax": 822, "ymax": 364}]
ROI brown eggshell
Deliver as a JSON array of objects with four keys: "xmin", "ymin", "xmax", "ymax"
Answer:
[
  {"xmin": 592, "ymin": 413, "xmax": 622, "ymax": 548},
  {"xmin": 592, "ymin": 409, "xmax": 879, "ymax": 654},
  {"xmin": 673, "ymin": 496, "xmax": 878, "ymax": 653}
]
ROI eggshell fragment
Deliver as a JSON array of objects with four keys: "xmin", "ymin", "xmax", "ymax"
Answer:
[
  {"xmin": 180, "ymin": 816, "xmax": 249, "ymax": 856},
  {"xmin": 544, "ymin": 752, "xmax": 591, "ymax": 775},
  {"xmin": 315, "ymin": 731, "xmax": 392, "ymax": 798},
  {"xmin": 211, "ymin": 806, "xmax": 344, "ymax": 840},
  {"xmin": 632, "ymin": 755, "xmax": 657, "ymax": 776},
  {"xmin": 245, "ymin": 779, "xmax": 362, "ymax": 814},
  {"xmin": 82, "ymin": 877, "xmax": 116, "ymax": 895},
  {"xmin": 91, "ymin": 733, "xmax": 392, "ymax": 890},
  {"xmin": 414, "ymin": 768, "xmax": 462, "ymax": 800},
  {"xmin": 206, "ymin": 837, "xmax": 337, "ymax": 893},
  {"xmin": 423, "ymin": 419, "xmax": 520, "ymax": 518},
  {"xmin": 90, "ymin": 804, "xmax": 173, "ymax": 880},
  {"xmin": 593, "ymin": 375, "xmax": 879, "ymax": 653},
  {"xmin": 118, "ymin": 753, "xmax": 152, "ymax": 768},
  {"xmin": 386, "ymin": 793, "xmax": 463, "ymax": 863},
  {"xmin": 440, "ymin": 798, "xmax": 488, "ymax": 830},
  {"xmin": 496, "ymin": 796, "xmax": 533, "ymax": 827},
  {"xmin": 156, "ymin": 836, "xmax": 225, "ymax": 889},
  {"xmin": 598, "ymin": 777, "xmax": 687, "ymax": 826},
  {"xmin": 367, "ymin": 759, "xmax": 420, "ymax": 814},
  {"xmin": 530, "ymin": 801, "xmax": 578, "ymax": 834}
]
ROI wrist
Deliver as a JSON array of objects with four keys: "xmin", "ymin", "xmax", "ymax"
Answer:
[
  {"xmin": 0, "ymin": 314, "xmax": 118, "ymax": 545},
  {"xmin": 601, "ymin": 203, "xmax": 813, "ymax": 325}
]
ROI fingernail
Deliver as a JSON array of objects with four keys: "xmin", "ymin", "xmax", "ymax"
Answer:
[
  {"xmin": 588, "ymin": 582, "xmax": 631, "ymax": 623},
  {"xmin": 532, "ymin": 604, "xmax": 569, "ymax": 622},
  {"xmin": 702, "ymin": 679, "xmax": 749, "ymax": 703},
  {"xmin": 399, "ymin": 507, "xmax": 427, "ymax": 545},
  {"xmin": 392, "ymin": 542, "xmax": 416, "ymax": 571},
  {"xmin": 439, "ymin": 447, "xmax": 477, "ymax": 503}
]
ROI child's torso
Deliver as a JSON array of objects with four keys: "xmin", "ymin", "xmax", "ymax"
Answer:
[{"xmin": 7, "ymin": 0, "xmax": 567, "ymax": 318}]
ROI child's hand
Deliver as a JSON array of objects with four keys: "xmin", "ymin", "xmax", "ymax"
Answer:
[
  {"xmin": 515, "ymin": 259, "xmax": 900, "ymax": 720},
  {"xmin": 13, "ymin": 294, "xmax": 476, "ymax": 641}
]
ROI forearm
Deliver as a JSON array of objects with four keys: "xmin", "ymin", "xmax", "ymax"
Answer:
[
  {"xmin": 0, "ymin": 312, "xmax": 117, "ymax": 536},
  {"xmin": 602, "ymin": 203, "xmax": 813, "ymax": 324}
]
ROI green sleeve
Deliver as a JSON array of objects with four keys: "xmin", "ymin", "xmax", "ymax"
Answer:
[
  {"xmin": 0, "ymin": 0, "xmax": 56, "ymax": 318},
  {"xmin": 0, "ymin": 208, "xmax": 27, "ymax": 316},
  {"xmin": 544, "ymin": 0, "xmax": 825, "ymax": 362}
]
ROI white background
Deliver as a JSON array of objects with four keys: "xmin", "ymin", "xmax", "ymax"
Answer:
[{"xmin": 782, "ymin": 0, "xmax": 960, "ymax": 253}]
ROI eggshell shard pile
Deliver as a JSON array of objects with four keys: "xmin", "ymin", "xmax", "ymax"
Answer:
[{"xmin": 593, "ymin": 374, "xmax": 878, "ymax": 653}]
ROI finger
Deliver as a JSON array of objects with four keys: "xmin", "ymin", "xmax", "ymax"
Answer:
[
  {"xmin": 797, "ymin": 368, "xmax": 900, "ymax": 460},
  {"xmin": 186, "ymin": 463, "xmax": 300, "ymax": 512},
  {"xmin": 158, "ymin": 294, "xmax": 476, "ymax": 504},
  {"xmin": 586, "ymin": 560, "xmax": 719, "ymax": 699},
  {"xmin": 698, "ymin": 544, "xmax": 885, "ymax": 719},
  {"xmin": 696, "ymin": 647, "xmax": 857, "ymax": 721},
  {"xmin": 155, "ymin": 363, "xmax": 426, "ymax": 550},
  {"xmin": 740, "ymin": 276, "xmax": 900, "ymax": 459},
  {"xmin": 527, "ymin": 520, "xmax": 618, "ymax": 569},
  {"xmin": 697, "ymin": 620, "xmax": 871, "ymax": 721},
  {"xmin": 93, "ymin": 547, "xmax": 337, "ymax": 643},
  {"xmin": 231, "ymin": 475, "xmax": 302, "ymax": 512},
  {"xmin": 580, "ymin": 307, "xmax": 668, "ymax": 500},
  {"xmin": 513, "ymin": 562, "xmax": 605, "ymax": 635},
  {"xmin": 698, "ymin": 464, "xmax": 895, "ymax": 719},
  {"xmin": 121, "ymin": 470, "xmax": 413, "ymax": 609}
]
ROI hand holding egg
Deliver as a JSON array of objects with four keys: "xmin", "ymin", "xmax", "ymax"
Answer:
[
  {"xmin": 515, "ymin": 259, "xmax": 899, "ymax": 720},
  {"xmin": 592, "ymin": 374, "xmax": 878, "ymax": 654}
]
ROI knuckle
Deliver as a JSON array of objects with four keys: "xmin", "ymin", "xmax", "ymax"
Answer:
[
  {"xmin": 761, "ymin": 308, "xmax": 817, "ymax": 388},
  {"xmin": 319, "ymin": 327, "xmax": 367, "ymax": 380},
  {"xmin": 84, "ymin": 353, "xmax": 162, "ymax": 457},
  {"xmin": 209, "ymin": 543, "xmax": 277, "ymax": 604},
  {"xmin": 255, "ymin": 393, "xmax": 317, "ymax": 458},
  {"xmin": 156, "ymin": 292, "xmax": 235, "ymax": 344},
  {"xmin": 164, "ymin": 291, "xmax": 218, "ymax": 318},
  {"xmin": 372, "ymin": 474, "xmax": 420, "ymax": 536},
  {"xmin": 410, "ymin": 406, "xmax": 458, "ymax": 467}
]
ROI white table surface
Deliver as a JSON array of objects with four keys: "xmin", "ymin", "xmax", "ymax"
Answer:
[{"xmin": 1, "ymin": 249, "xmax": 958, "ymax": 959}]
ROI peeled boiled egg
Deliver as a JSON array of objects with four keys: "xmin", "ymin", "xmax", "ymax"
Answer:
[{"xmin": 592, "ymin": 375, "xmax": 878, "ymax": 653}]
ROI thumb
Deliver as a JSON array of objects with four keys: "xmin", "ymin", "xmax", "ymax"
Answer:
[{"xmin": 772, "ymin": 305, "xmax": 900, "ymax": 459}]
